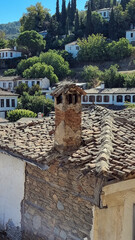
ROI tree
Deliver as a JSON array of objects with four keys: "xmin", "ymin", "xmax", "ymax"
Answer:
[
  {"xmin": 20, "ymin": 2, "xmax": 51, "ymax": 32},
  {"xmin": 92, "ymin": 12, "xmax": 104, "ymax": 34},
  {"xmin": 7, "ymin": 109, "xmax": 37, "ymax": 122},
  {"xmin": 28, "ymin": 84, "xmax": 41, "ymax": 95},
  {"xmin": 17, "ymin": 56, "xmax": 39, "ymax": 76},
  {"xmin": 23, "ymin": 62, "xmax": 58, "ymax": 85},
  {"xmin": 101, "ymin": 65, "xmax": 125, "ymax": 87},
  {"xmin": 56, "ymin": 0, "xmax": 60, "ymax": 22},
  {"xmin": 121, "ymin": 0, "xmax": 130, "ymax": 10},
  {"xmin": 15, "ymin": 83, "xmax": 29, "ymax": 95},
  {"xmin": 85, "ymin": 1, "xmax": 93, "ymax": 37},
  {"xmin": 4, "ymin": 69, "xmax": 16, "ymax": 76},
  {"xmin": 126, "ymin": 0, "xmax": 135, "ymax": 26},
  {"xmin": 39, "ymin": 50, "xmax": 71, "ymax": 79},
  {"xmin": 74, "ymin": 10, "xmax": 79, "ymax": 36},
  {"xmin": 82, "ymin": 65, "xmax": 102, "ymax": 88},
  {"xmin": 109, "ymin": 8, "xmax": 117, "ymax": 40},
  {"xmin": 17, "ymin": 30, "xmax": 46, "ymax": 56},
  {"xmin": 61, "ymin": 0, "xmax": 67, "ymax": 34}
]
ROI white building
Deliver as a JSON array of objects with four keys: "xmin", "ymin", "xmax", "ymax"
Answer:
[
  {"xmin": 65, "ymin": 41, "xmax": 80, "ymax": 58},
  {"xmin": 126, "ymin": 29, "xmax": 135, "ymax": 44},
  {"xmin": 0, "ymin": 76, "xmax": 50, "ymax": 92},
  {"xmin": 0, "ymin": 88, "xmax": 18, "ymax": 118},
  {"xmin": 97, "ymin": 8, "xmax": 111, "ymax": 21},
  {"xmin": 0, "ymin": 47, "xmax": 22, "ymax": 59},
  {"xmin": 82, "ymin": 83, "xmax": 135, "ymax": 106},
  {"xmin": 38, "ymin": 30, "xmax": 48, "ymax": 39}
]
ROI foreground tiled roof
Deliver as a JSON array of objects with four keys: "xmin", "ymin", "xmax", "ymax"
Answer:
[{"xmin": 1, "ymin": 106, "xmax": 135, "ymax": 180}]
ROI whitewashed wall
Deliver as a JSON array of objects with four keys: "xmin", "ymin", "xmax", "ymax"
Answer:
[
  {"xmin": 0, "ymin": 152, "xmax": 25, "ymax": 229},
  {"xmin": 126, "ymin": 31, "xmax": 135, "ymax": 43},
  {"xmin": 65, "ymin": 44, "xmax": 80, "ymax": 58}
]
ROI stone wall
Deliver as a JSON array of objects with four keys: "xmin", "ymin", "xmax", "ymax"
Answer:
[{"xmin": 22, "ymin": 162, "xmax": 102, "ymax": 240}]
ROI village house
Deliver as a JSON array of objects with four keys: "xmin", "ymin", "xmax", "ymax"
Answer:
[
  {"xmin": 65, "ymin": 41, "xmax": 80, "ymax": 58},
  {"xmin": 0, "ymin": 76, "xmax": 50, "ymax": 93},
  {"xmin": 126, "ymin": 29, "xmax": 135, "ymax": 44},
  {"xmin": 1, "ymin": 82, "xmax": 135, "ymax": 240},
  {"xmin": 0, "ymin": 47, "xmax": 22, "ymax": 69},
  {"xmin": 97, "ymin": 8, "xmax": 111, "ymax": 21},
  {"xmin": 0, "ymin": 88, "xmax": 18, "ymax": 118},
  {"xmin": 82, "ymin": 83, "xmax": 135, "ymax": 106}
]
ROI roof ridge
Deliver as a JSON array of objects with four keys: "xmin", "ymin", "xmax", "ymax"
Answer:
[{"xmin": 95, "ymin": 113, "xmax": 113, "ymax": 175}]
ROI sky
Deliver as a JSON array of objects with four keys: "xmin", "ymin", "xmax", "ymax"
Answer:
[{"xmin": 0, "ymin": 0, "xmax": 85, "ymax": 24}]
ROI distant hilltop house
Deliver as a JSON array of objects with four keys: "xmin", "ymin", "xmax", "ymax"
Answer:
[
  {"xmin": 65, "ymin": 41, "xmax": 80, "ymax": 58},
  {"xmin": 1, "ymin": 82, "xmax": 135, "ymax": 239},
  {"xmin": 0, "ymin": 88, "xmax": 18, "ymax": 118},
  {"xmin": 126, "ymin": 29, "xmax": 135, "ymax": 45},
  {"xmin": 38, "ymin": 30, "xmax": 48, "ymax": 39},
  {"xmin": 0, "ymin": 76, "xmax": 50, "ymax": 93},
  {"xmin": 82, "ymin": 83, "xmax": 135, "ymax": 106},
  {"xmin": 0, "ymin": 47, "xmax": 22, "ymax": 69},
  {"xmin": 97, "ymin": 8, "xmax": 111, "ymax": 20}
]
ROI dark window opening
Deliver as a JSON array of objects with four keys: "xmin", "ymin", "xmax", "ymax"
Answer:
[
  {"xmin": 2, "ymin": 53, "xmax": 4, "ymax": 57},
  {"xmin": 117, "ymin": 95, "xmax": 123, "ymax": 102},
  {"xmin": 83, "ymin": 95, "xmax": 88, "ymax": 102},
  {"xmin": 72, "ymin": 94, "xmax": 78, "ymax": 104},
  {"xmin": 37, "ymin": 81, "xmax": 40, "ymax": 85},
  {"xmin": 104, "ymin": 12, "xmax": 106, "ymax": 16},
  {"xmin": 32, "ymin": 81, "xmax": 35, "ymax": 86},
  {"xmin": 131, "ymin": 33, "xmax": 133, "ymax": 38},
  {"xmin": 69, "ymin": 94, "xmax": 72, "ymax": 104},
  {"xmin": 104, "ymin": 95, "xmax": 109, "ymax": 103},
  {"xmin": 96, "ymin": 95, "xmax": 102, "ymax": 102},
  {"xmin": 1, "ymin": 99, "xmax": 4, "ymax": 107},
  {"xmin": 6, "ymin": 52, "xmax": 7, "ymax": 57},
  {"xmin": 125, "ymin": 95, "xmax": 131, "ymax": 102},
  {"xmin": 89, "ymin": 95, "xmax": 95, "ymax": 102},
  {"xmin": 133, "ymin": 95, "xmax": 135, "ymax": 102},
  {"xmin": 12, "ymin": 99, "xmax": 15, "ymax": 107},
  {"xmin": 57, "ymin": 94, "xmax": 62, "ymax": 104},
  {"xmin": 6, "ymin": 99, "xmax": 10, "ymax": 107},
  {"xmin": 10, "ymin": 52, "xmax": 13, "ymax": 57}
]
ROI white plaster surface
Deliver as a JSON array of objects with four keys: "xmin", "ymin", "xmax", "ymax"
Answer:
[{"xmin": 0, "ymin": 152, "xmax": 25, "ymax": 229}]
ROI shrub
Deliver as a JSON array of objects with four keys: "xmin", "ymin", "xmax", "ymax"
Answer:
[
  {"xmin": 82, "ymin": 65, "xmax": 102, "ymax": 88},
  {"xmin": 7, "ymin": 109, "xmax": 37, "ymax": 122},
  {"xmin": 4, "ymin": 69, "xmax": 17, "ymax": 76}
]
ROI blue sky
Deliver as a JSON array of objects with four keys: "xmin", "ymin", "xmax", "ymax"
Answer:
[{"xmin": 0, "ymin": 0, "xmax": 85, "ymax": 24}]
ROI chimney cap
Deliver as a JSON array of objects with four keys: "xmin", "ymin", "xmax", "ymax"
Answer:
[{"xmin": 51, "ymin": 81, "xmax": 86, "ymax": 97}]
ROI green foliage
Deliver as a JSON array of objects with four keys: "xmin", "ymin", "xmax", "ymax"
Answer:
[
  {"xmin": 20, "ymin": 3, "xmax": 51, "ymax": 32},
  {"xmin": 16, "ymin": 30, "xmax": 46, "ymax": 56},
  {"xmin": 125, "ymin": 103, "xmax": 135, "ymax": 108},
  {"xmin": 17, "ymin": 57, "xmax": 39, "ymax": 76},
  {"xmin": 28, "ymin": 84, "xmax": 41, "ymax": 95},
  {"xmin": 15, "ymin": 83, "xmax": 29, "ymax": 95},
  {"xmin": 78, "ymin": 34, "xmax": 107, "ymax": 62},
  {"xmin": 18, "ymin": 92, "xmax": 54, "ymax": 115},
  {"xmin": 39, "ymin": 50, "xmax": 71, "ymax": 79},
  {"xmin": 7, "ymin": 109, "xmax": 37, "ymax": 122},
  {"xmin": 82, "ymin": 65, "xmax": 102, "ymax": 88},
  {"xmin": 0, "ymin": 21, "xmax": 20, "ymax": 39},
  {"xmin": 101, "ymin": 64, "xmax": 125, "ymax": 87},
  {"xmin": 4, "ymin": 69, "xmax": 16, "ymax": 76},
  {"xmin": 23, "ymin": 62, "xmax": 58, "ymax": 85},
  {"xmin": 123, "ymin": 73, "xmax": 135, "ymax": 87}
]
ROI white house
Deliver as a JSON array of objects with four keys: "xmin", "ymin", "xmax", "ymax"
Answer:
[
  {"xmin": 97, "ymin": 8, "xmax": 111, "ymax": 21},
  {"xmin": 0, "ymin": 76, "xmax": 50, "ymax": 92},
  {"xmin": 0, "ymin": 88, "xmax": 18, "ymax": 118},
  {"xmin": 0, "ymin": 47, "xmax": 22, "ymax": 59},
  {"xmin": 38, "ymin": 30, "xmax": 48, "ymax": 39},
  {"xmin": 82, "ymin": 83, "xmax": 135, "ymax": 106},
  {"xmin": 65, "ymin": 41, "xmax": 80, "ymax": 58},
  {"xmin": 126, "ymin": 29, "xmax": 135, "ymax": 44}
]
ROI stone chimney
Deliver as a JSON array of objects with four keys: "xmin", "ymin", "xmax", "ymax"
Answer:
[{"xmin": 51, "ymin": 81, "xmax": 86, "ymax": 152}]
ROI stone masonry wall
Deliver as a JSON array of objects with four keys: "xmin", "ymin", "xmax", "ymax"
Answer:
[{"xmin": 22, "ymin": 162, "xmax": 102, "ymax": 240}]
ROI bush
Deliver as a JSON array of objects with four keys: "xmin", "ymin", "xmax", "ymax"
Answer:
[
  {"xmin": 82, "ymin": 65, "xmax": 102, "ymax": 88},
  {"xmin": 7, "ymin": 109, "xmax": 37, "ymax": 122},
  {"xmin": 4, "ymin": 69, "xmax": 16, "ymax": 76}
]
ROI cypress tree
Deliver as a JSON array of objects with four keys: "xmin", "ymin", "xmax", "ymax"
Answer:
[
  {"xmin": 61, "ymin": 0, "xmax": 67, "ymax": 33},
  {"xmin": 99, "ymin": 0, "xmax": 105, "ymax": 9},
  {"xmin": 56, "ymin": 0, "xmax": 60, "ymax": 22},
  {"xmin": 91, "ymin": 0, "xmax": 95, "ymax": 10},
  {"xmin": 74, "ymin": 10, "xmax": 79, "ymax": 36},
  {"xmin": 85, "ymin": 1, "xmax": 93, "ymax": 37},
  {"xmin": 121, "ymin": 0, "xmax": 130, "ymax": 10},
  {"xmin": 113, "ymin": 0, "xmax": 117, "ymax": 6},
  {"xmin": 109, "ymin": 8, "xmax": 116, "ymax": 40}
]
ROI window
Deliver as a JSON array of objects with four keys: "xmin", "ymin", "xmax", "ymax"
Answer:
[
  {"xmin": 83, "ymin": 95, "xmax": 88, "ymax": 102},
  {"xmin": 1, "ymin": 99, "xmax": 4, "ymax": 107},
  {"xmin": 133, "ymin": 95, "xmax": 135, "ymax": 102},
  {"xmin": 2, "ymin": 53, "xmax": 4, "ymax": 57},
  {"xmin": 32, "ymin": 81, "xmax": 35, "ymax": 86},
  {"xmin": 117, "ymin": 95, "xmax": 123, "ymax": 102},
  {"xmin": 6, "ymin": 52, "xmax": 7, "ymax": 57},
  {"xmin": 0, "ymin": 53, "xmax": 1, "ymax": 58},
  {"xmin": 104, "ymin": 95, "xmax": 109, "ymax": 103},
  {"xmin": 19, "ymin": 81, "xmax": 22, "ymax": 85},
  {"xmin": 131, "ymin": 33, "xmax": 133, "ymax": 38},
  {"xmin": 37, "ymin": 81, "xmax": 40, "ymax": 85},
  {"xmin": 6, "ymin": 99, "xmax": 10, "ymax": 107},
  {"xmin": 25, "ymin": 81, "xmax": 28, "ymax": 85},
  {"xmin": 9, "ymin": 82, "xmax": 12, "ymax": 89},
  {"xmin": 57, "ymin": 94, "xmax": 62, "ymax": 104},
  {"xmin": 3, "ymin": 83, "xmax": 6, "ymax": 88},
  {"xmin": 96, "ymin": 95, "xmax": 102, "ymax": 102},
  {"xmin": 89, "ymin": 95, "xmax": 95, "ymax": 102},
  {"xmin": 10, "ymin": 52, "xmax": 13, "ymax": 57},
  {"xmin": 76, "ymin": 46, "xmax": 79, "ymax": 50},
  {"xmin": 125, "ymin": 95, "xmax": 131, "ymax": 102},
  {"xmin": 12, "ymin": 99, "xmax": 15, "ymax": 107},
  {"xmin": 104, "ymin": 12, "xmax": 106, "ymax": 17}
]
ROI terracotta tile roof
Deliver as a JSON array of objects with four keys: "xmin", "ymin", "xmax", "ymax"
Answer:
[{"xmin": 1, "ymin": 106, "xmax": 135, "ymax": 180}]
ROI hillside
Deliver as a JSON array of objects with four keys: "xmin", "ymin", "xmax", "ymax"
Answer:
[{"xmin": 0, "ymin": 21, "xmax": 20, "ymax": 39}]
